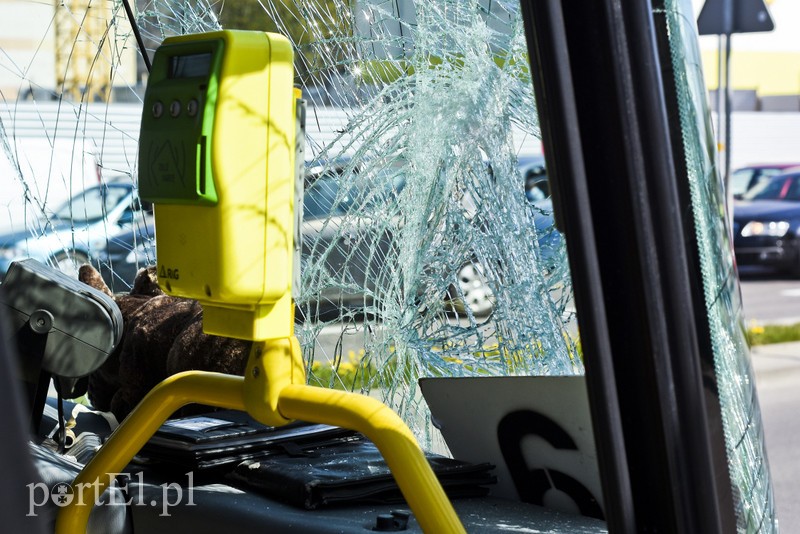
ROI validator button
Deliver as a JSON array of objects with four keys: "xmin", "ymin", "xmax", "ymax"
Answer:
[
  {"xmin": 187, "ymin": 99, "xmax": 199, "ymax": 117},
  {"xmin": 169, "ymin": 100, "xmax": 181, "ymax": 117}
]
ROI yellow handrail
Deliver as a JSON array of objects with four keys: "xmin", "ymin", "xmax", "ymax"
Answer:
[
  {"xmin": 54, "ymin": 372, "xmax": 246, "ymax": 533},
  {"xmin": 279, "ymin": 384, "xmax": 465, "ymax": 534},
  {"xmin": 55, "ymin": 339, "xmax": 465, "ymax": 534}
]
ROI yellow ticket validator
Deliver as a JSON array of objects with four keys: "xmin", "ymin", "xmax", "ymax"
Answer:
[{"xmin": 138, "ymin": 30, "xmax": 297, "ymax": 341}]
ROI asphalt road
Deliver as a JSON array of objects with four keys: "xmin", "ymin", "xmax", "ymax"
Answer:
[{"xmin": 739, "ymin": 266, "xmax": 800, "ymax": 325}]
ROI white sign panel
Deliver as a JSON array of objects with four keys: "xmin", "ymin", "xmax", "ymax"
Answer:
[{"xmin": 420, "ymin": 375, "xmax": 604, "ymax": 520}]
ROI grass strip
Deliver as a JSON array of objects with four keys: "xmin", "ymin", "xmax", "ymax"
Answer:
[{"xmin": 747, "ymin": 323, "xmax": 800, "ymax": 346}]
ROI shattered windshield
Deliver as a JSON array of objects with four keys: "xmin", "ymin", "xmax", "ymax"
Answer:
[{"xmin": 0, "ymin": 0, "xmax": 580, "ymax": 445}]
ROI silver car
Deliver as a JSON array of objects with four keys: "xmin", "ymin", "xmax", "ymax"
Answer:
[
  {"xmin": 0, "ymin": 181, "xmax": 151, "ymax": 279},
  {"xmin": 299, "ymin": 160, "xmax": 559, "ymax": 317}
]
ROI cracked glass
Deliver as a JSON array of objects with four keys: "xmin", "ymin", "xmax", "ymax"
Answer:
[
  {"xmin": 0, "ymin": 0, "xmax": 579, "ymax": 447},
  {"xmin": 660, "ymin": 0, "xmax": 777, "ymax": 531}
]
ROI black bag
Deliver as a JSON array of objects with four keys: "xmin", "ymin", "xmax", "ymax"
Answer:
[{"xmin": 229, "ymin": 436, "xmax": 496, "ymax": 509}]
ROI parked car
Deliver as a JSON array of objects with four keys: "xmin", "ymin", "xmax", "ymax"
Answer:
[
  {"xmin": 733, "ymin": 169, "xmax": 800, "ymax": 275},
  {"xmin": 96, "ymin": 222, "xmax": 156, "ymax": 292},
  {"xmin": 731, "ymin": 163, "xmax": 800, "ymax": 199},
  {"xmin": 301, "ymin": 159, "xmax": 561, "ymax": 316},
  {"xmin": 99, "ymin": 160, "xmax": 562, "ymax": 316},
  {"xmin": 0, "ymin": 181, "xmax": 151, "ymax": 279}
]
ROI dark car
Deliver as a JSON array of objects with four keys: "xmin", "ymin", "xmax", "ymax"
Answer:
[
  {"xmin": 96, "ymin": 222, "xmax": 156, "ymax": 292},
  {"xmin": 733, "ymin": 170, "xmax": 800, "ymax": 275},
  {"xmin": 301, "ymin": 160, "xmax": 561, "ymax": 316},
  {"xmin": 733, "ymin": 201, "xmax": 800, "ymax": 275},
  {"xmin": 732, "ymin": 163, "xmax": 800, "ymax": 199}
]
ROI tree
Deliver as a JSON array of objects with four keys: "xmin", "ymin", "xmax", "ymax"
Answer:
[{"xmin": 215, "ymin": 0, "xmax": 353, "ymax": 85}]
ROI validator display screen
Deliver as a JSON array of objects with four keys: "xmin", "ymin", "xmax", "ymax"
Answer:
[{"xmin": 169, "ymin": 53, "xmax": 212, "ymax": 79}]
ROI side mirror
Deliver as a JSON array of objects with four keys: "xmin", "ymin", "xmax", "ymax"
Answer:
[{"xmin": 526, "ymin": 176, "xmax": 551, "ymax": 202}]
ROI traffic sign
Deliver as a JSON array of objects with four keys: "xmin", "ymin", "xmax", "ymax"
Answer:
[{"xmin": 697, "ymin": 0, "xmax": 774, "ymax": 35}]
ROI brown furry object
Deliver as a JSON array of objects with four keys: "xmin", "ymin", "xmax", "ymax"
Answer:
[{"xmin": 79, "ymin": 265, "xmax": 251, "ymax": 421}]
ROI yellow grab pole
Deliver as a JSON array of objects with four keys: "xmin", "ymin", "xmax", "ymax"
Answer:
[
  {"xmin": 55, "ymin": 372, "xmax": 246, "ymax": 534},
  {"xmin": 57, "ymin": 340, "xmax": 464, "ymax": 533},
  {"xmin": 278, "ymin": 384, "xmax": 466, "ymax": 534}
]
